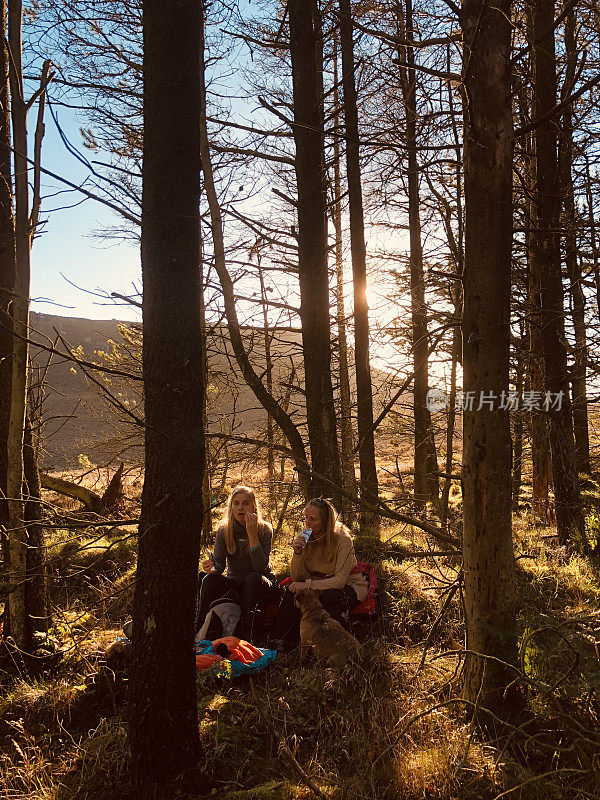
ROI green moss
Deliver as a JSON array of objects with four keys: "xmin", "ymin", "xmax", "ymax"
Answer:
[{"xmin": 216, "ymin": 781, "xmax": 330, "ymax": 799}]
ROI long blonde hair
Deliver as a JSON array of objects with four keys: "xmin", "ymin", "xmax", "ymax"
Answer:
[
  {"xmin": 222, "ymin": 485, "xmax": 266, "ymax": 555},
  {"xmin": 304, "ymin": 497, "xmax": 340, "ymax": 563}
]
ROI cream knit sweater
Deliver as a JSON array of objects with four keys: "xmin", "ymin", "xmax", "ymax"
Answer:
[{"xmin": 289, "ymin": 526, "xmax": 368, "ymax": 602}]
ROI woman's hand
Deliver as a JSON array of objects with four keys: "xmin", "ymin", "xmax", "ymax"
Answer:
[
  {"xmin": 246, "ymin": 511, "xmax": 259, "ymax": 545},
  {"xmin": 288, "ymin": 581, "xmax": 308, "ymax": 594},
  {"xmin": 291, "ymin": 534, "xmax": 307, "ymax": 555},
  {"xmin": 202, "ymin": 559, "xmax": 214, "ymax": 572}
]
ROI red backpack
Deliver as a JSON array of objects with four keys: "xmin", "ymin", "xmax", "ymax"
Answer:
[{"xmin": 349, "ymin": 561, "xmax": 378, "ymax": 615}]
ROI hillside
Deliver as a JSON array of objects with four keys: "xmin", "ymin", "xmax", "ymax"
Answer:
[{"xmin": 29, "ymin": 312, "xmax": 405, "ymax": 469}]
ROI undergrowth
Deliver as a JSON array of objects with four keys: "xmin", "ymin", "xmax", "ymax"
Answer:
[{"xmin": 1, "ymin": 488, "xmax": 600, "ymax": 800}]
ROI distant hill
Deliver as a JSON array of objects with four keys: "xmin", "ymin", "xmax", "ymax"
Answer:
[
  {"xmin": 29, "ymin": 313, "xmax": 139, "ymax": 469},
  {"xmin": 29, "ymin": 312, "xmax": 401, "ymax": 469}
]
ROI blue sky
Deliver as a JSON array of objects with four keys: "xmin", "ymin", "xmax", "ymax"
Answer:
[
  {"xmin": 28, "ymin": 0, "xmax": 257, "ymax": 326},
  {"xmin": 30, "ymin": 89, "xmax": 141, "ymax": 323}
]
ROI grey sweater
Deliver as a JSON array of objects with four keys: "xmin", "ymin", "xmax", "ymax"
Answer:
[{"xmin": 212, "ymin": 521, "xmax": 273, "ymax": 581}]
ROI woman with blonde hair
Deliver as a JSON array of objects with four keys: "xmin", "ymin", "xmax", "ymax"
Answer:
[
  {"xmin": 196, "ymin": 485, "xmax": 278, "ymax": 642},
  {"xmin": 270, "ymin": 497, "xmax": 369, "ymax": 650}
]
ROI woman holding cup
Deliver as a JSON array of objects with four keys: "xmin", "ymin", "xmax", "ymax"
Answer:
[{"xmin": 270, "ymin": 497, "xmax": 368, "ymax": 651}]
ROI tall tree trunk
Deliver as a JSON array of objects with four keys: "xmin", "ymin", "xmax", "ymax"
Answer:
[
  {"xmin": 2, "ymin": 32, "xmax": 49, "ymax": 643},
  {"xmin": 199, "ymin": 20, "xmax": 310, "ymax": 499},
  {"xmin": 339, "ymin": 0, "xmax": 380, "ymax": 534},
  {"xmin": 526, "ymin": 130, "xmax": 553, "ymax": 523},
  {"xmin": 23, "ymin": 413, "xmax": 48, "ymax": 636},
  {"xmin": 332, "ymin": 37, "xmax": 357, "ymax": 506},
  {"xmin": 279, "ymin": 361, "xmax": 297, "ymax": 484},
  {"xmin": 560, "ymin": 10, "xmax": 590, "ymax": 475},
  {"xmin": 512, "ymin": 334, "xmax": 525, "ymax": 512},
  {"xmin": 258, "ymin": 260, "xmax": 277, "ymax": 513},
  {"xmin": 441, "ymin": 57, "xmax": 463, "ymax": 526},
  {"xmin": 584, "ymin": 157, "xmax": 600, "ymax": 323},
  {"xmin": 6, "ymin": 0, "xmax": 31, "ymax": 650},
  {"xmin": 532, "ymin": 0, "xmax": 586, "ymax": 548},
  {"xmin": 219, "ymin": 442, "xmax": 229, "ymax": 496},
  {"xmin": 0, "ymin": 0, "xmax": 16, "ymax": 595},
  {"xmin": 289, "ymin": 0, "xmax": 342, "ymax": 502},
  {"xmin": 515, "ymin": 18, "xmax": 552, "ymax": 523},
  {"xmin": 397, "ymin": 0, "xmax": 439, "ymax": 512},
  {"xmin": 199, "ymin": 245, "xmax": 212, "ymax": 542},
  {"xmin": 461, "ymin": 0, "xmax": 518, "ymax": 712},
  {"xmin": 129, "ymin": 0, "xmax": 205, "ymax": 786},
  {"xmin": 441, "ymin": 323, "xmax": 460, "ymax": 524},
  {"xmin": 529, "ymin": 357, "xmax": 552, "ymax": 520}
]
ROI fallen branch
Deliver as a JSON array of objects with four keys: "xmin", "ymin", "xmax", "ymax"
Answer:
[
  {"xmin": 40, "ymin": 473, "xmax": 103, "ymax": 512},
  {"xmin": 41, "ymin": 463, "xmax": 127, "ymax": 516}
]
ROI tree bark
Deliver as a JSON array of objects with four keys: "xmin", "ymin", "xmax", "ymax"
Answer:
[
  {"xmin": 0, "ymin": 0, "xmax": 16, "ymax": 586},
  {"xmin": 560, "ymin": 10, "xmax": 590, "ymax": 475},
  {"xmin": 441, "ymin": 322, "xmax": 460, "ymax": 524},
  {"xmin": 258, "ymin": 260, "xmax": 277, "ymax": 513},
  {"xmin": 6, "ymin": 0, "xmax": 31, "ymax": 650},
  {"xmin": 23, "ymin": 414, "xmax": 48, "ymax": 637},
  {"xmin": 441, "ymin": 58, "xmax": 463, "ymax": 526},
  {"xmin": 199, "ymin": 239, "xmax": 212, "ymax": 542},
  {"xmin": 128, "ymin": 0, "xmax": 206, "ymax": 786},
  {"xmin": 512, "ymin": 335, "xmax": 525, "ymax": 513},
  {"xmin": 339, "ymin": 0, "xmax": 380, "ymax": 534},
  {"xmin": 584, "ymin": 158, "xmax": 600, "ymax": 324},
  {"xmin": 100, "ymin": 462, "xmax": 124, "ymax": 512},
  {"xmin": 289, "ymin": 0, "xmax": 342, "ymax": 502},
  {"xmin": 397, "ymin": 0, "xmax": 439, "ymax": 512},
  {"xmin": 461, "ymin": 0, "xmax": 518, "ymax": 712},
  {"xmin": 332, "ymin": 37, "xmax": 357, "ymax": 507},
  {"xmin": 525, "ymin": 124, "xmax": 553, "ymax": 523},
  {"xmin": 279, "ymin": 361, "xmax": 297, "ymax": 484},
  {"xmin": 531, "ymin": 0, "xmax": 586, "ymax": 548}
]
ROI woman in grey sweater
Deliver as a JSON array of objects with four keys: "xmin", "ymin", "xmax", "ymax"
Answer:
[{"xmin": 196, "ymin": 485, "xmax": 278, "ymax": 642}]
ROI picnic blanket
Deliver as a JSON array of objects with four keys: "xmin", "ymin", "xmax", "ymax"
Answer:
[{"xmin": 195, "ymin": 635, "xmax": 277, "ymax": 677}]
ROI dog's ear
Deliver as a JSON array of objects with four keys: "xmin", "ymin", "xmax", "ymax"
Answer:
[
  {"xmin": 294, "ymin": 588, "xmax": 308, "ymax": 608},
  {"xmin": 298, "ymin": 588, "xmax": 320, "ymax": 611}
]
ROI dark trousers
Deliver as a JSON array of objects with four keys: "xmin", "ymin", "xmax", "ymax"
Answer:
[
  {"xmin": 272, "ymin": 585, "xmax": 359, "ymax": 646},
  {"xmin": 196, "ymin": 571, "xmax": 279, "ymax": 642}
]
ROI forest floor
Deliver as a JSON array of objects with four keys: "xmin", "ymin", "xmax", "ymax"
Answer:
[{"xmin": 1, "ymin": 465, "xmax": 600, "ymax": 800}]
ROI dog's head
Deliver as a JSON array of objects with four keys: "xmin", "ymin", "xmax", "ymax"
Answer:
[{"xmin": 294, "ymin": 587, "xmax": 322, "ymax": 612}]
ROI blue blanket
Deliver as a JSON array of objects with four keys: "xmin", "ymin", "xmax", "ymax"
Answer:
[{"xmin": 195, "ymin": 639, "xmax": 277, "ymax": 677}]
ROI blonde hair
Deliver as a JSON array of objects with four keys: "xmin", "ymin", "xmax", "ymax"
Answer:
[
  {"xmin": 304, "ymin": 497, "xmax": 340, "ymax": 563},
  {"xmin": 222, "ymin": 485, "xmax": 265, "ymax": 555}
]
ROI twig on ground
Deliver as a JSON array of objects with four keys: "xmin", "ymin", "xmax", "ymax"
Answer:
[
  {"xmin": 417, "ymin": 578, "xmax": 461, "ymax": 673},
  {"xmin": 250, "ymin": 681, "xmax": 330, "ymax": 799}
]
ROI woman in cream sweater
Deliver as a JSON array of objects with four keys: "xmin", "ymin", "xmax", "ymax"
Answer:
[{"xmin": 271, "ymin": 497, "xmax": 368, "ymax": 650}]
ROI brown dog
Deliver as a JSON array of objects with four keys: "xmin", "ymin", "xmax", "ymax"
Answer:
[{"xmin": 294, "ymin": 588, "xmax": 363, "ymax": 667}]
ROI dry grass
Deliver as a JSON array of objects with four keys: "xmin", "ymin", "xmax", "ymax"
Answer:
[{"xmin": 2, "ymin": 472, "xmax": 600, "ymax": 800}]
